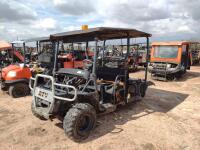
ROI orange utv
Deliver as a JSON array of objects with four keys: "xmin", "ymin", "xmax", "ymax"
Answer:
[
  {"xmin": 0, "ymin": 41, "xmax": 31, "ymax": 98},
  {"xmin": 149, "ymin": 41, "xmax": 193, "ymax": 81},
  {"xmin": 58, "ymin": 49, "xmax": 94, "ymax": 69},
  {"xmin": 0, "ymin": 37, "xmax": 49, "ymax": 98}
]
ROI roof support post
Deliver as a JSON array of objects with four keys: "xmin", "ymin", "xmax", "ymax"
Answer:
[
  {"xmin": 53, "ymin": 40, "xmax": 59, "ymax": 77},
  {"xmin": 11, "ymin": 43, "xmax": 14, "ymax": 64},
  {"xmin": 86, "ymin": 41, "xmax": 89, "ymax": 59},
  {"xmin": 91, "ymin": 37, "xmax": 98, "ymax": 91},
  {"xmin": 124, "ymin": 36, "xmax": 130, "ymax": 102},
  {"xmin": 145, "ymin": 36, "xmax": 149, "ymax": 82},
  {"xmin": 38, "ymin": 42, "xmax": 41, "ymax": 53},
  {"xmin": 36, "ymin": 41, "xmax": 39, "ymax": 53},
  {"xmin": 93, "ymin": 38, "xmax": 98, "ymax": 74},
  {"xmin": 23, "ymin": 42, "xmax": 26, "ymax": 66},
  {"xmin": 126, "ymin": 37, "xmax": 130, "ymax": 59},
  {"xmin": 102, "ymin": 40, "xmax": 106, "ymax": 66}
]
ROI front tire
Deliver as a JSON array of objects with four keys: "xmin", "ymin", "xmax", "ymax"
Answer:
[
  {"xmin": 9, "ymin": 83, "xmax": 30, "ymax": 98},
  {"xmin": 63, "ymin": 103, "xmax": 96, "ymax": 142}
]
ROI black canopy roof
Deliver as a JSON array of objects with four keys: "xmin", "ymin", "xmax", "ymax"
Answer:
[
  {"xmin": 50, "ymin": 27, "xmax": 151, "ymax": 43},
  {"xmin": 24, "ymin": 36, "xmax": 50, "ymax": 42}
]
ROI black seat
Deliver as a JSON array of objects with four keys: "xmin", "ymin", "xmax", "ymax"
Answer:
[
  {"xmin": 96, "ymin": 66, "xmax": 127, "ymax": 81},
  {"xmin": 57, "ymin": 68, "xmax": 90, "ymax": 79}
]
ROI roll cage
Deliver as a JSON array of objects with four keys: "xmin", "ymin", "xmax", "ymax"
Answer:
[
  {"xmin": 51, "ymin": 27, "xmax": 151, "ymax": 79},
  {"xmin": 48, "ymin": 27, "xmax": 151, "ymax": 102}
]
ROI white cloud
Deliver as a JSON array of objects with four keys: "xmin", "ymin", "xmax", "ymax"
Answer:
[
  {"xmin": 0, "ymin": 0, "xmax": 37, "ymax": 22},
  {"xmin": 33, "ymin": 18, "xmax": 57, "ymax": 30},
  {"xmin": 177, "ymin": 26, "xmax": 193, "ymax": 33},
  {"xmin": 97, "ymin": 0, "xmax": 170, "ymax": 22},
  {"xmin": 53, "ymin": 0, "xmax": 65, "ymax": 5},
  {"xmin": 1, "ymin": 0, "xmax": 200, "ymax": 41},
  {"xmin": 0, "ymin": 25, "xmax": 5, "ymax": 30},
  {"xmin": 53, "ymin": 0, "xmax": 95, "ymax": 15}
]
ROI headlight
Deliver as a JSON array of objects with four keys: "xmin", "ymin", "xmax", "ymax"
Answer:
[
  {"xmin": 7, "ymin": 71, "xmax": 17, "ymax": 78},
  {"xmin": 171, "ymin": 64, "xmax": 177, "ymax": 68},
  {"xmin": 166, "ymin": 64, "xmax": 171, "ymax": 68}
]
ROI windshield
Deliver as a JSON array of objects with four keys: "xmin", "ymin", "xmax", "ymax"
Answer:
[{"xmin": 154, "ymin": 46, "xmax": 179, "ymax": 58}]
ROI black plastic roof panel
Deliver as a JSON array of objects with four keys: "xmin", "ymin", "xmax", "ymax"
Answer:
[
  {"xmin": 24, "ymin": 36, "xmax": 50, "ymax": 42},
  {"xmin": 51, "ymin": 27, "xmax": 151, "ymax": 42}
]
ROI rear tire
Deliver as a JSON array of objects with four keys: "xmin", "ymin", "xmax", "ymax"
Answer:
[
  {"xmin": 9, "ymin": 83, "xmax": 30, "ymax": 98},
  {"xmin": 63, "ymin": 103, "xmax": 96, "ymax": 142}
]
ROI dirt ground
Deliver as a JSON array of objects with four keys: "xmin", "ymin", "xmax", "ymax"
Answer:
[{"xmin": 0, "ymin": 66, "xmax": 200, "ymax": 150}]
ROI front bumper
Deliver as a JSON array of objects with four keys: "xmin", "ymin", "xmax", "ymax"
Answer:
[
  {"xmin": 149, "ymin": 67, "xmax": 182, "ymax": 75},
  {"xmin": 0, "ymin": 78, "xmax": 29, "ymax": 90},
  {"xmin": 148, "ymin": 63, "xmax": 183, "ymax": 75}
]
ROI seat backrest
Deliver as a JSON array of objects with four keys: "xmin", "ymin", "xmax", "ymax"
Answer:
[
  {"xmin": 96, "ymin": 66, "xmax": 127, "ymax": 81},
  {"xmin": 57, "ymin": 68, "xmax": 90, "ymax": 79}
]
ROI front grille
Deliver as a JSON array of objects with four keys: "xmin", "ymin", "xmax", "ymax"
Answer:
[{"xmin": 153, "ymin": 64, "xmax": 167, "ymax": 71}]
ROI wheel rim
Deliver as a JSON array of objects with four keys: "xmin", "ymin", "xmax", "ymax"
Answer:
[
  {"xmin": 13, "ymin": 86, "xmax": 26, "ymax": 97},
  {"xmin": 76, "ymin": 114, "xmax": 93, "ymax": 136}
]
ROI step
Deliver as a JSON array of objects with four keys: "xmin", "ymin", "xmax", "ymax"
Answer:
[{"xmin": 100, "ymin": 103, "xmax": 117, "ymax": 115}]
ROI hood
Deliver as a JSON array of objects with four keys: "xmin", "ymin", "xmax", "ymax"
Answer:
[
  {"xmin": 150, "ymin": 58, "xmax": 179, "ymax": 64},
  {"xmin": 1, "ymin": 64, "xmax": 31, "ymax": 80},
  {"xmin": 1, "ymin": 64, "xmax": 21, "ymax": 78},
  {"xmin": 2, "ymin": 64, "xmax": 21, "ymax": 73}
]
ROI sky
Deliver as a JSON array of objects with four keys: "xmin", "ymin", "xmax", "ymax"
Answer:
[{"xmin": 0, "ymin": 0, "xmax": 200, "ymax": 42}]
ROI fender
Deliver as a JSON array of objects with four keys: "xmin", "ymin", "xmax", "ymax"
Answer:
[{"xmin": 4, "ymin": 78, "xmax": 29, "ymax": 85}]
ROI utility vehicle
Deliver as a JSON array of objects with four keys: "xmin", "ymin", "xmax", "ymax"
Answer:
[
  {"xmin": 30, "ymin": 27, "xmax": 151, "ymax": 141},
  {"xmin": 149, "ymin": 41, "xmax": 195, "ymax": 81},
  {"xmin": 0, "ymin": 37, "xmax": 50, "ymax": 98}
]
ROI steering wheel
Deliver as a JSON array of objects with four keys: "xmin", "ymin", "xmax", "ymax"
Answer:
[{"xmin": 83, "ymin": 59, "xmax": 93, "ymax": 69}]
